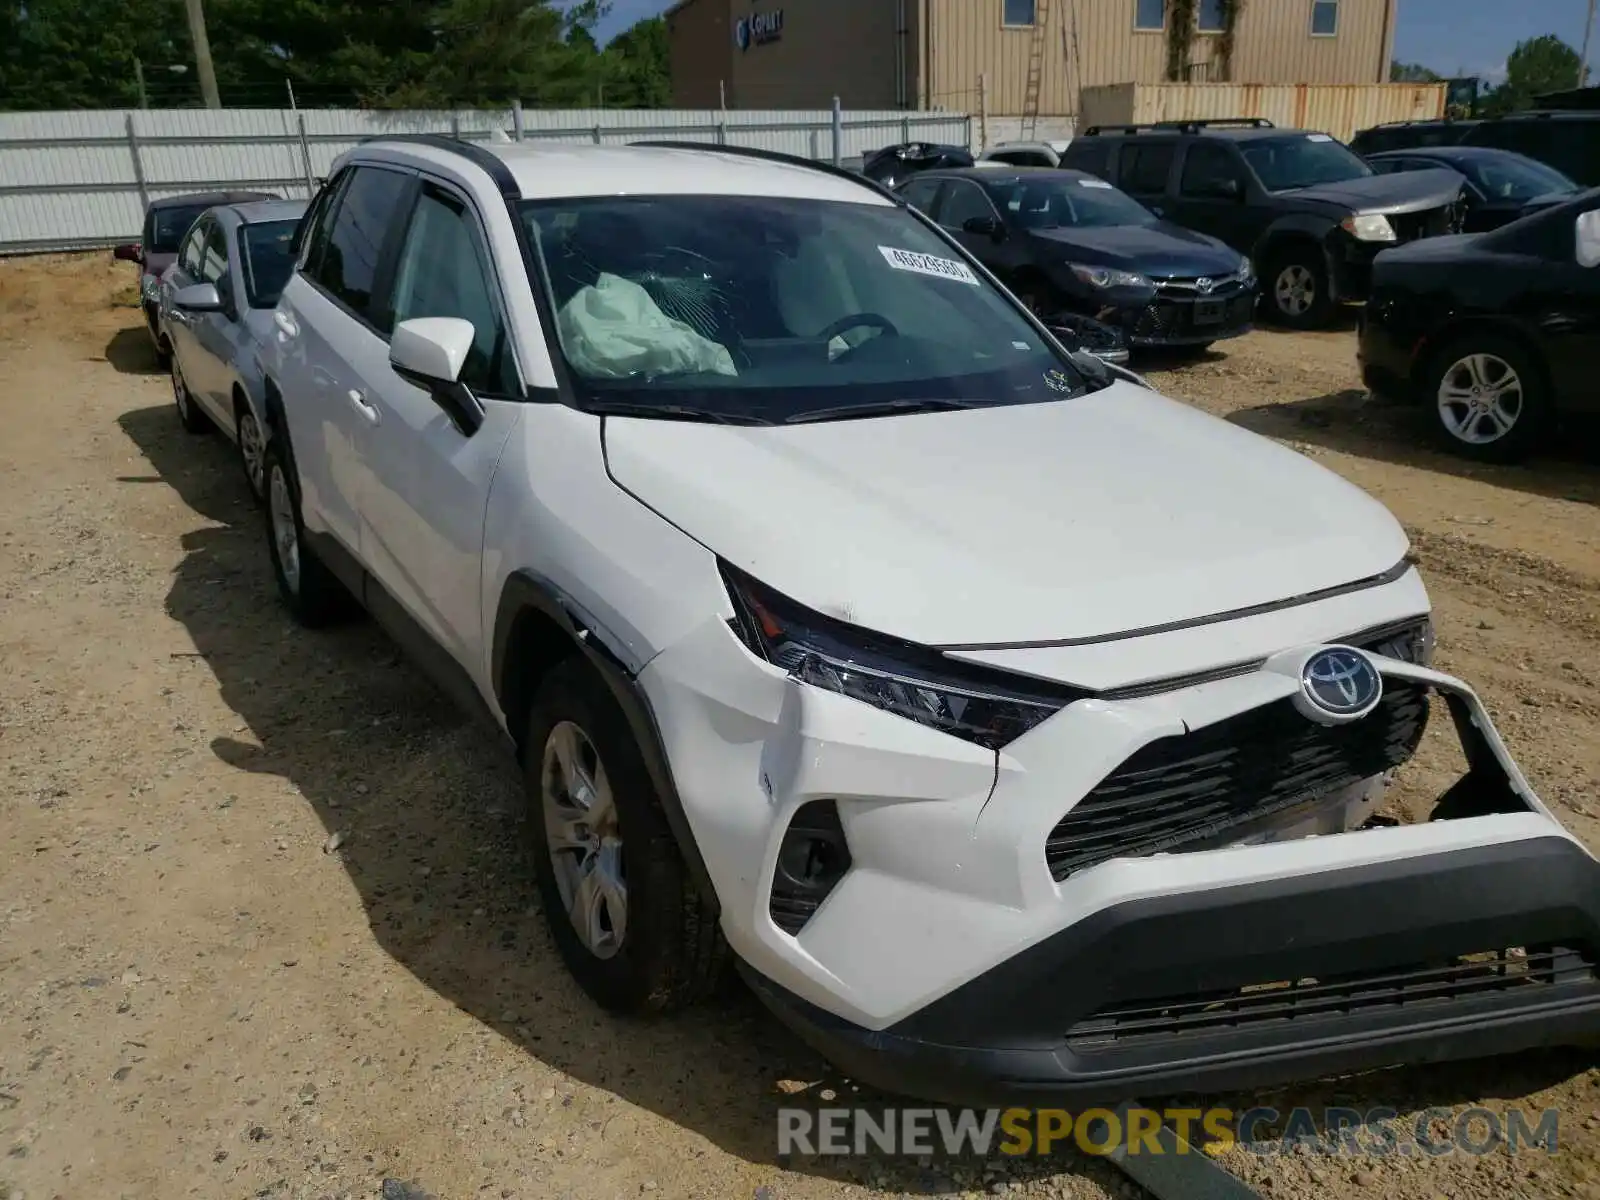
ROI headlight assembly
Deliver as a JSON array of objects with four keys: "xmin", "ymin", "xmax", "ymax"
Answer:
[
  {"xmin": 1067, "ymin": 263, "xmax": 1151, "ymax": 290},
  {"xmin": 721, "ymin": 563, "xmax": 1087, "ymax": 749},
  {"xmin": 1238, "ymin": 255, "xmax": 1256, "ymax": 284},
  {"xmin": 1340, "ymin": 213, "xmax": 1397, "ymax": 243}
]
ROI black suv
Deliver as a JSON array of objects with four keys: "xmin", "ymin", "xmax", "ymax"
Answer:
[
  {"xmin": 1348, "ymin": 119, "xmax": 1481, "ymax": 156},
  {"xmin": 1059, "ymin": 118, "xmax": 1467, "ymax": 328},
  {"xmin": 1460, "ymin": 111, "xmax": 1600, "ymax": 187}
]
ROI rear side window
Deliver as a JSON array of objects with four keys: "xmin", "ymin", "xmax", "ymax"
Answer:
[
  {"xmin": 314, "ymin": 166, "xmax": 413, "ymax": 325},
  {"xmin": 199, "ymin": 221, "xmax": 229, "ymax": 284},
  {"xmin": 1179, "ymin": 142, "xmax": 1244, "ymax": 197},
  {"xmin": 1120, "ymin": 142, "xmax": 1176, "ymax": 193},
  {"xmin": 1059, "ymin": 139, "xmax": 1112, "ymax": 178}
]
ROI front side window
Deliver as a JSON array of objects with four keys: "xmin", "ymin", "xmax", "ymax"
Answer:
[
  {"xmin": 1179, "ymin": 142, "xmax": 1245, "ymax": 197},
  {"xmin": 1003, "ymin": 0, "xmax": 1035, "ymax": 25},
  {"xmin": 1310, "ymin": 0, "xmax": 1338, "ymax": 35},
  {"xmin": 240, "ymin": 219, "xmax": 300, "ymax": 309},
  {"xmin": 1241, "ymin": 134, "xmax": 1371, "ymax": 191},
  {"xmin": 147, "ymin": 204, "xmax": 211, "ymax": 254},
  {"xmin": 1135, "ymin": 0, "xmax": 1165, "ymax": 30},
  {"xmin": 518, "ymin": 194, "xmax": 1097, "ymax": 424},
  {"xmin": 937, "ymin": 181, "xmax": 998, "ymax": 230},
  {"xmin": 389, "ymin": 187, "xmax": 518, "ymax": 396},
  {"xmin": 318, "ymin": 165, "xmax": 413, "ymax": 327},
  {"xmin": 198, "ymin": 222, "xmax": 229, "ymax": 284},
  {"xmin": 988, "ymin": 176, "xmax": 1158, "ymax": 228},
  {"xmin": 178, "ymin": 226, "xmax": 205, "ymax": 276}
]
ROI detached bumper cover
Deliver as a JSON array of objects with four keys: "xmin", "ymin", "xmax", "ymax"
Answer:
[{"xmin": 746, "ymin": 835, "xmax": 1600, "ymax": 1106}]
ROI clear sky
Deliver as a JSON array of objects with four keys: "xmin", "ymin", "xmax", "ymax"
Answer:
[{"xmin": 589, "ymin": 0, "xmax": 1599, "ymax": 86}]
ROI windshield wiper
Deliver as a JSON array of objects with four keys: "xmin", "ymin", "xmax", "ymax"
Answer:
[
  {"xmin": 586, "ymin": 400, "xmax": 762, "ymax": 425},
  {"xmin": 783, "ymin": 397, "xmax": 996, "ymax": 425}
]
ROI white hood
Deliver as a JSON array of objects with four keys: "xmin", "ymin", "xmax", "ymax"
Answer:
[{"xmin": 603, "ymin": 381, "xmax": 1410, "ymax": 648}]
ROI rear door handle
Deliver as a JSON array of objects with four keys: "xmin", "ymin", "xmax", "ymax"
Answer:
[{"xmin": 348, "ymin": 388, "xmax": 380, "ymax": 423}]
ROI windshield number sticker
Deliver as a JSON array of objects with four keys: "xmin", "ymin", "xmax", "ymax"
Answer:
[
  {"xmin": 879, "ymin": 246, "xmax": 981, "ymax": 286},
  {"xmin": 1306, "ymin": 133, "xmax": 1334, "ymax": 142},
  {"xmin": 1078, "ymin": 178, "xmax": 1113, "ymax": 188}
]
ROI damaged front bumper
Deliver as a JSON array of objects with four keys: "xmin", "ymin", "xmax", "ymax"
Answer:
[{"xmin": 641, "ymin": 609, "xmax": 1600, "ymax": 1107}]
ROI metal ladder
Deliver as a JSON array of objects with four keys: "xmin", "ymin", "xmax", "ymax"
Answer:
[{"xmin": 1020, "ymin": 0, "xmax": 1051, "ymax": 139}]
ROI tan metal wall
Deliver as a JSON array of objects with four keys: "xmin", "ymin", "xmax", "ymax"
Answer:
[
  {"xmin": 1080, "ymin": 82, "xmax": 1446, "ymax": 143},
  {"xmin": 922, "ymin": 0, "xmax": 1397, "ymax": 116},
  {"xmin": 666, "ymin": 0, "xmax": 734, "ymax": 109}
]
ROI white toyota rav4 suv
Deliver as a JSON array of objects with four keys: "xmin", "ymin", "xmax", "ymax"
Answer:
[{"xmin": 259, "ymin": 134, "xmax": 1600, "ymax": 1106}]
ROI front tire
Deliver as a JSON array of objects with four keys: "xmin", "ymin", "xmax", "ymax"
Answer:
[
  {"xmin": 263, "ymin": 438, "xmax": 354, "ymax": 627},
  {"xmin": 524, "ymin": 658, "xmax": 725, "ymax": 1015},
  {"xmin": 172, "ymin": 355, "xmax": 211, "ymax": 434},
  {"xmin": 1424, "ymin": 335, "xmax": 1548, "ymax": 463},
  {"xmin": 1264, "ymin": 250, "xmax": 1332, "ymax": 329}
]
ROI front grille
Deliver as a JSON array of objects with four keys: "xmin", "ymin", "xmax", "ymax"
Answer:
[
  {"xmin": 1152, "ymin": 272, "xmax": 1247, "ymax": 295},
  {"xmin": 1391, "ymin": 202, "xmax": 1462, "ymax": 243},
  {"xmin": 1044, "ymin": 681, "xmax": 1429, "ymax": 881},
  {"xmin": 1066, "ymin": 946, "xmax": 1598, "ymax": 1049},
  {"xmin": 1130, "ymin": 293, "xmax": 1255, "ymax": 343}
]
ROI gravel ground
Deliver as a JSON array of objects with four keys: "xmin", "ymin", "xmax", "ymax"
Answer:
[{"xmin": 1, "ymin": 253, "xmax": 1597, "ymax": 1200}]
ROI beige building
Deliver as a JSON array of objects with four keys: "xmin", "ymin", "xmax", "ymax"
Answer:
[{"xmin": 666, "ymin": 0, "xmax": 1398, "ymax": 116}]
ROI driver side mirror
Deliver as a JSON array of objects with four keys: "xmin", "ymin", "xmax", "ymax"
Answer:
[
  {"xmin": 1577, "ymin": 210, "xmax": 1600, "ymax": 268},
  {"xmin": 962, "ymin": 214, "xmax": 1006, "ymax": 241},
  {"xmin": 173, "ymin": 282, "xmax": 223, "ymax": 312},
  {"xmin": 390, "ymin": 317, "xmax": 484, "ymax": 436},
  {"xmin": 113, "ymin": 242, "xmax": 144, "ymax": 263}
]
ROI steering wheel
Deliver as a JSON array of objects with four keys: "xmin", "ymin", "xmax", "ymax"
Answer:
[{"xmin": 818, "ymin": 313, "xmax": 900, "ymax": 344}]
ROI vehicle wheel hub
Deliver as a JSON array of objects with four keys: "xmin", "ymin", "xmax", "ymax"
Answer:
[
  {"xmin": 542, "ymin": 720, "xmax": 627, "ymax": 960},
  {"xmin": 1438, "ymin": 353, "xmax": 1522, "ymax": 445}
]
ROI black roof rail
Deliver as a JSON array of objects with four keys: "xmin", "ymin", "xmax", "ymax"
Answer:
[
  {"xmin": 1082, "ymin": 117, "xmax": 1274, "ymax": 136},
  {"xmin": 356, "ymin": 131, "xmax": 523, "ymax": 198},
  {"xmin": 628, "ymin": 138, "xmax": 905, "ymax": 203}
]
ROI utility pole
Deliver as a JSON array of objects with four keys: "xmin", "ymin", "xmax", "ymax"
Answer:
[
  {"xmin": 1582, "ymin": 0, "xmax": 1597, "ymax": 87},
  {"xmin": 184, "ymin": 0, "xmax": 222, "ymax": 108},
  {"xmin": 134, "ymin": 57, "xmax": 149, "ymax": 109}
]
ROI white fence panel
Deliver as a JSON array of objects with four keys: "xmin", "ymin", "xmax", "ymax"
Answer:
[{"xmin": 0, "ymin": 106, "xmax": 971, "ymax": 254}]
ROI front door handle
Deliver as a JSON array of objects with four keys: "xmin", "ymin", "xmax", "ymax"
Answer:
[
  {"xmin": 274, "ymin": 310, "xmax": 300, "ymax": 339},
  {"xmin": 348, "ymin": 388, "xmax": 380, "ymax": 424}
]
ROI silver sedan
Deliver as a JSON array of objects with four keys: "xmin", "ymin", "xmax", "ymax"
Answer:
[{"xmin": 159, "ymin": 198, "xmax": 308, "ymax": 503}]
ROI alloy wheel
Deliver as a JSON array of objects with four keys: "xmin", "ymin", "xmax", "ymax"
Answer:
[
  {"xmin": 238, "ymin": 410, "xmax": 266, "ymax": 498},
  {"xmin": 541, "ymin": 720, "xmax": 627, "ymax": 960},
  {"xmin": 1274, "ymin": 264, "xmax": 1315, "ymax": 317},
  {"xmin": 268, "ymin": 463, "xmax": 301, "ymax": 595},
  {"xmin": 1437, "ymin": 353, "xmax": 1523, "ymax": 445}
]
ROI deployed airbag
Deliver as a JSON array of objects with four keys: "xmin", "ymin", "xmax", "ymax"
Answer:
[{"xmin": 557, "ymin": 272, "xmax": 738, "ymax": 379}]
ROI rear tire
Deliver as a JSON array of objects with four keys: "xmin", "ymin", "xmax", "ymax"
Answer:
[
  {"xmin": 1263, "ymin": 249, "xmax": 1333, "ymax": 330},
  {"xmin": 263, "ymin": 438, "xmax": 355, "ymax": 628},
  {"xmin": 236, "ymin": 401, "xmax": 268, "ymax": 505},
  {"xmin": 1423, "ymin": 334, "xmax": 1548, "ymax": 463},
  {"xmin": 524, "ymin": 658, "xmax": 726, "ymax": 1015}
]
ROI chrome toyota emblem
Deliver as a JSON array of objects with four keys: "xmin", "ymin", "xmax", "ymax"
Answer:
[
  {"xmin": 1196, "ymin": 277, "xmax": 1215, "ymax": 294},
  {"xmin": 1296, "ymin": 647, "xmax": 1383, "ymax": 724}
]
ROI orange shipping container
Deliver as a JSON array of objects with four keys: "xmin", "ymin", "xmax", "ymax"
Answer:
[{"xmin": 1079, "ymin": 83, "xmax": 1447, "ymax": 144}]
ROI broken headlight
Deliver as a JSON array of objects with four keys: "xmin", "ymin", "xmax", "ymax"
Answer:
[{"xmin": 720, "ymin": 562, "xmax": 1087, "ymax": 749}]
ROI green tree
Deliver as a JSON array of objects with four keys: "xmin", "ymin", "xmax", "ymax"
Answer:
[
  {"xmin": 1481, "ymin": 34, "xmax": 1583, "ymax": 116},
  {"xmin": 1390, "ymin": 60, "xmax": 1441, "ymax": 82},
  {"xmin": 597, "ymin": 17, "xmax": 669, "ymax": 108}
]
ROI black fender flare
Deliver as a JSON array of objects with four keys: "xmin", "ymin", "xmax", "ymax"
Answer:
[
  {"xmin": 260, "ymin": 377, "xmax": 304, "ymax": 501},
  {"xmin": 491, "ymin": 570, "xmax": 720, "ymax": 914},
  {"xmin": 1252, "ymin": 214, "xmax": 1338, "ymax": 273}
]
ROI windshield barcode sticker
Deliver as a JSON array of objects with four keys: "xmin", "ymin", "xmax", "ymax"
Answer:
[
  {"xmin": 878, "ymin": 246, "xmax": 981, "ymax": 285},
  {"xmin": 1078, "ymin": 178, "xmax": 1112, "ymax": 188},
  {"xmin": 1306, "ymin": 133, "xmax": 1333, "ymax": 142}
]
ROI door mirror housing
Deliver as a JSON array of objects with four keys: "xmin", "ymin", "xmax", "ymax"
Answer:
[
  {"xmin": 390, "ymin": 317, "xmax": 484, "ymax": 435},
  {"xmin": 1576, "ymin": 209, "xmax": 1600, "ymax": 268},
  {"xmin": 173, "ymin": 282, "xmax": 223, "ymax": 312},
  {"xmin": 113, "ymin": 242, "xmax": 144, "ymax": 263},
  {"xmin": 962, "ymin": 214, "xmax": 1006, "ymax": 241}
]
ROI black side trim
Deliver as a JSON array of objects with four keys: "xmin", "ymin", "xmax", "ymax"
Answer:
[
  {"xmin": 491, "ymin": 571, "xmax": 719, "ymax": 913},
  {"xmin": 938, "ymin": 558, "xmax": 1415, "ymax": 652},
  {"xmin": 301, "ymin": 526, "xmax": 366, "ymax": 606},
  {"xmin": 361, "ymin": 133, "xmax": 521, "ymax": 195}
]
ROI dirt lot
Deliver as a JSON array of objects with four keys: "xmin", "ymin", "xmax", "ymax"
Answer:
[{"xmin": 1, "ymin": 252, "xmax": 1598, "ymax": 1200}]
